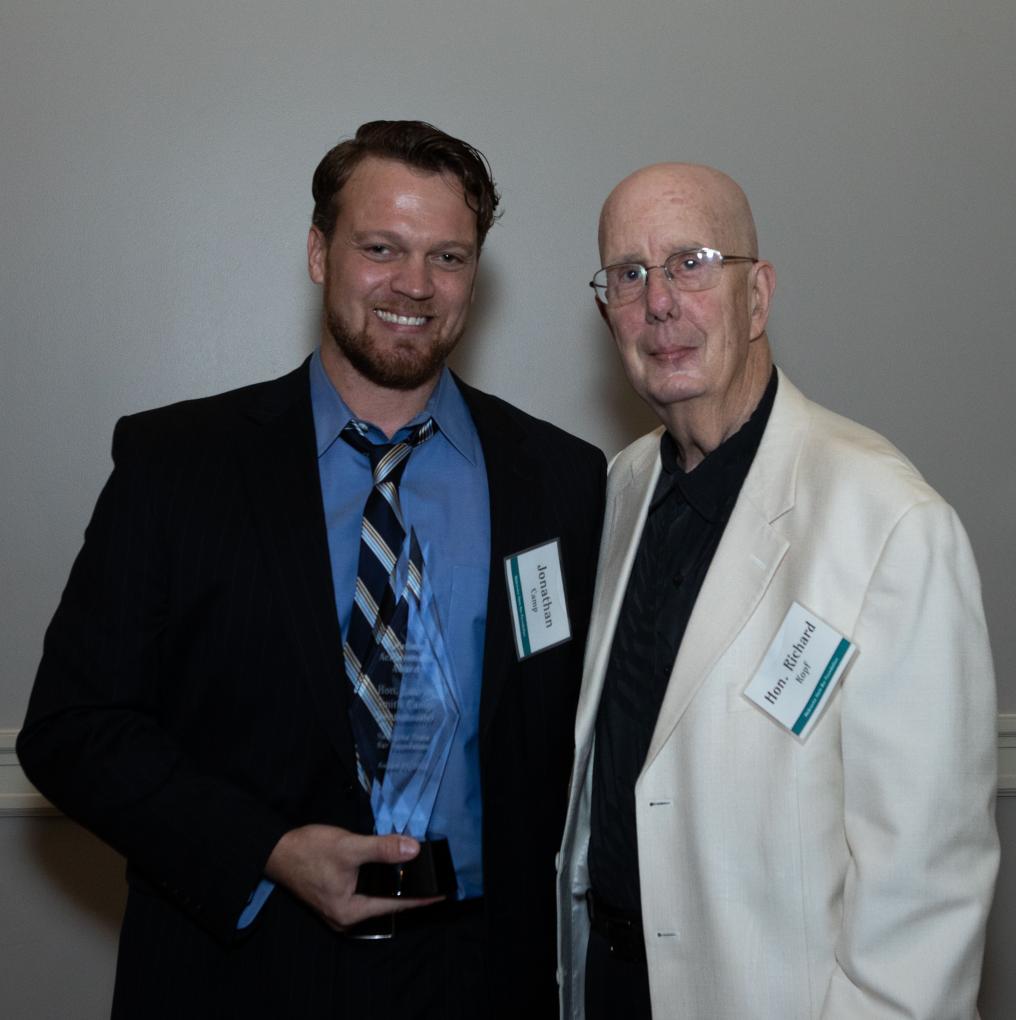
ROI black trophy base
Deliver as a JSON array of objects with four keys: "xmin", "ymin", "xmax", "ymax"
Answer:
[{"xmin": 355, "ymin": 837, "xmax": 456, "ymax": 898}]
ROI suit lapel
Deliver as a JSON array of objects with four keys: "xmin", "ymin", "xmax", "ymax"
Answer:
[
  {"xmin": 236, "ymin": 361, "xmax": 358, "ymax": 780},
  {"xmin": 642, "ymin": 502, "xmax": 788, "ymax": 768},
  {"xmin": 643, "ymin": 370, "xmax": 805, "ymax": 769},
  {"xmin": 455, "ymin": 379, "xmax": 547, "ymax": 741}
]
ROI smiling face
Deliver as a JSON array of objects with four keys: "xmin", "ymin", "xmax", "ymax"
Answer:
[
  {"xmin": 308, "ymin": 156, "xmax": 479, "ymax": 400},
  {"xmin": 598, "ymin": 164, "xmax": 775, "ymax": 456}
]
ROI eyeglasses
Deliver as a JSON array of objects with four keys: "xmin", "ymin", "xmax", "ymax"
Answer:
[{"xmin": 589, "ymin": 247, "xmax": 758, "ymax": 306}]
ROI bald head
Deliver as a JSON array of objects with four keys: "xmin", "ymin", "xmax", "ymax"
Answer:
[
  {"xmin": 598, "ymin": 163, "xmax": 758, "ymax": 263},
  {"xmin": 594, "ymin": 162, "xmax": 775, "ymax": 468}
]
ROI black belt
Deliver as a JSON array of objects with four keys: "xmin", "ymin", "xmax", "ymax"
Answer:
[
  {"xmin": 346, "ymin": 895, "xmax": 484, "ymax": 941},
  {"xmin": 586, "ymin": 889, "xmax": 645, "ymax": 962}
]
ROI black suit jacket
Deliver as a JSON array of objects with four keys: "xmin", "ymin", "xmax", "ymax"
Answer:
[{"xmin": 18, "ymin": 360, "xmax": 606, "ymax": 1018}]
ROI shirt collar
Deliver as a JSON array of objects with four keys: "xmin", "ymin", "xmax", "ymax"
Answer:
[
  {"xmin": 309, "ymin": 348, "xmax": 479, "ymax": 465},
  {"xmin": 655, "ymin": 367, "xmax": 778, "ymax": 522}
]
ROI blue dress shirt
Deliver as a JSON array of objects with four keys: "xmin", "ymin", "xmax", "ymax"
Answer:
[{"xmin": 239, "ymin": 352, "xmax": 489, "ymax": 926}]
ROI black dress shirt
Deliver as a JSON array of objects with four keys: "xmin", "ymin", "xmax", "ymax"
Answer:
[{"xmin": 588, "ymin": 370, "xmax": 778, "ymax": 915}]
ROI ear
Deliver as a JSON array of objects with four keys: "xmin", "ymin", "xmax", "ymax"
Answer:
[
  {"xmin": 595, "ymin": 294, "xmax": 610, "ymax": 324},
  {"xmin": 748, "ymin": 260, "xmax": 776, "ymax": 340},
  {"xmin": 307, "ymin": 226, "xmax": 328, "ymax": 285}
]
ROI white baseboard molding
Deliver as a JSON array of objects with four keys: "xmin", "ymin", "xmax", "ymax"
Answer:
[
  {"xmin": 0, "ymin": 729, "xmax": 59, "ymax": 816},
  {"xmin": 998, "ymin": 714, "xmax": 1016, "ymax": 797},
  {"xmin": 4, "ymin": 719, "xmax": 1016, "ymax": 816}
]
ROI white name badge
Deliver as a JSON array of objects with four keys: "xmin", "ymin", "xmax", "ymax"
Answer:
[
  {"xmin": 743, "ymin": 601, "xmax": 857, "ymax": 739},
  {"xmin": 504, "ymin": 539, "xmax": 572, "ymax": 660}
]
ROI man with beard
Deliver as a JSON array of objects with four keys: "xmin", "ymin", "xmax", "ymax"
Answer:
[{"xmin": 18, "ymin": 120, "xmax": 606, "ymax": 1019}]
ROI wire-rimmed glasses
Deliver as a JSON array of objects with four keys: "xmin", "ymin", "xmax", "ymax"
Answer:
[{"xmin": 590, "ymin": 247, "xmax": 757, "ymax": 306}]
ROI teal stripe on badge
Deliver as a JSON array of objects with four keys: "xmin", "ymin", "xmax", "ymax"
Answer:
[
  {"xmin": 792, "ymin": 638, "xmax": 851, "ymax": 736},
  {"xmin": 509, "ymin": 557, "xmax": 532, "ymax": 657}
]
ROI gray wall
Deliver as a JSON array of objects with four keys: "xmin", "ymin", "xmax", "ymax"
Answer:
[{"xmin": 2, "ymin": 0, "xmax": 1013, "ymax": 1015}]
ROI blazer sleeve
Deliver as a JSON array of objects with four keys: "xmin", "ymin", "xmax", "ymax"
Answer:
[
  {"xmin": 820, "ymin": 498, "xmax": 998, "ymax": 1018},
  {"xmin": 17, "ymin": 416, "xmax": 291, "ymax": 944}
]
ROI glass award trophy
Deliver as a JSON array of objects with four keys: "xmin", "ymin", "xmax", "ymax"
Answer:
[{"xmin": 355, "ymin": 530, "xmax": 460, "ymax": 899}]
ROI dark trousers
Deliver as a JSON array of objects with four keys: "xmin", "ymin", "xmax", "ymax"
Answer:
[
  {"xmin": 584, "ymin": 923, "xmax": 653, "ymax": 1020},
  {"xmin": 336, "ymin": 900, "xmax": 488, "ymax": 1019},
  {"xmin": 113, "ymin": 894, "xmax": 489, "ymax": 1019}
]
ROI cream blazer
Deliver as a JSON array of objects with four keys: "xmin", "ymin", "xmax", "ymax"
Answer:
[{"xmin": 557, "ymin": 372, "xmax": 998, "ymax": 1019}]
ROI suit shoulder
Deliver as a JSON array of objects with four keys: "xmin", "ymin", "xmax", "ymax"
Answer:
[
  {"xmin": 801, "ymin": 397, "xmax": 941, "ymax": 508},
  {"xmin": 112, "ymin": 363, "xmax": 307, "ymax": 457},
  {"xmin": 773, "ymin": 383, "xmax": 952, "ymax": 542},
  {"xmin": 454, "ymin": 376, "xmax": 606, "ymax": 469}
]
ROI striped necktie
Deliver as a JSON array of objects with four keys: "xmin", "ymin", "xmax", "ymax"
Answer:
[{"xmin": 341, "ymin": 417, "xmax": 437, "ymax": 794}]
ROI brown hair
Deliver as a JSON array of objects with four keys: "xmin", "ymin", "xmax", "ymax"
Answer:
[{"xmin": 311, "ymin": 120, "xmax": 501, "ymax": 250}]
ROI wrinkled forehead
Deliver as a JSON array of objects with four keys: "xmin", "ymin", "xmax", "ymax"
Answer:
[{"xmin": 598, "ymin": 165, "xmax": 755, "ymax": 262}]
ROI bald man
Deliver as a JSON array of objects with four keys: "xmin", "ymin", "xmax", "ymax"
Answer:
[{"xmin": 556, "ymin": 164, "xmax": 998, "ymax": 1019}]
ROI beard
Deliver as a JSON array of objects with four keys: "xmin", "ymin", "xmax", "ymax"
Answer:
[{"xmin": 324, "ymin": 305, "xmax": 464, "ymax": 392}]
